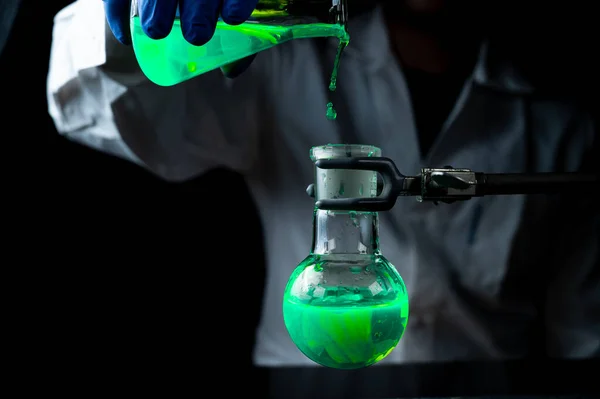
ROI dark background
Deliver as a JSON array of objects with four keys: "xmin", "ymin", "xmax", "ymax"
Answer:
[{"xmin": 2, "ymin": 1, "xmax": 598, "ymax": 397}]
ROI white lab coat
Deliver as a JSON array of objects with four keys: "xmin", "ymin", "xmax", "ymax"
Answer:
[{"xmin": 47, "ymin": 0, "xmax": 599, "ymax": 366}]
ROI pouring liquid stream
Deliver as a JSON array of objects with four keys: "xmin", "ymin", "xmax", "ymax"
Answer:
[{"xmin": 326, "ymin": 37, "xmax": 349, "ymax": 121}]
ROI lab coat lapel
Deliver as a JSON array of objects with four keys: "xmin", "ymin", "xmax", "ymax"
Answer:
[{"xmin": 427, "ymin": 41, "xmax": 536, "ymax": 170}]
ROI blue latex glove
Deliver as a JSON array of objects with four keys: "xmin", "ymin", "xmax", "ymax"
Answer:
[{"xmin": 103, "ymin": 0, "xmax": 259, "ymax": 78}]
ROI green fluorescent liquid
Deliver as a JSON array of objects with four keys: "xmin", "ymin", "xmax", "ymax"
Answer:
[
  {"xmin": 283, "ymin": 255, "xmax": 409, "ymax": 369},
  {"xmin": 325, "ymin": 39, "xmax": 348, "ymax": 121},
  {"xmin": 328, "ymin": 39, "xmax": 347, "ymax": 92},
  {"xmin": 131, "ymin": 16, "xmax": 348, "ymax": 87},
  {"xmin": 326, "ymin": 102, "xmax": 337, "ymax": 120}
]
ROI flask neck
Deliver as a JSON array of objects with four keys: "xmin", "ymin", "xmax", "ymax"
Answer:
[{"xmin": 311, "ymin": 209, "xmax": 380, "ymax": 255}]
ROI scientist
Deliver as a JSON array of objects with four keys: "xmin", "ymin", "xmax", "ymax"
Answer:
[{"xmin": 47, "ymin": 0, "xmax": 599, "ymax": 370}]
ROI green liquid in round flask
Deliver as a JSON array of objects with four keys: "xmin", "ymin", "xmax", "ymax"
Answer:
[
  {"xmin": 283, "ymin": 144, "xmax": 409, "ymax": 370},
  {"xmin": 130, "ymin": 0, "xmax": 349, "ymax": 86}
]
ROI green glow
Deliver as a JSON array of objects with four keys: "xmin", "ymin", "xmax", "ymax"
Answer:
[
  {"xmin": 328, "ymin": 39, "xmax": 347, "ymax": 92},
  {"xmin": 326, "ymin": 102, "xmax": 337, "ymax": 120},
  {"xmin": 283, "ymin": 254, "xmax": 409, "ymax": 369},
  {"xmin": 131, "ymin": 16, "xmax": 348, "ymax": 87},
  {"xmin": 326, "ymin": 39, "xmax": 348, "ymax": 120}
]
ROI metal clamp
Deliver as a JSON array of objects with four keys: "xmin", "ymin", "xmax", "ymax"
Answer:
[
  {"xmin": 330, "ymin": 0, "xmax": 348, "ymax": 27},
  {"xmin": 419, "ymin": 168, "xmax": 478, "ymax": 204},
  {"xmin": 307, "ymin": 157, "xmax": 599, "ymax": 212},
  {"xmin": 307, "ymin": 157, "xmax": 419, "ymax": 211}
]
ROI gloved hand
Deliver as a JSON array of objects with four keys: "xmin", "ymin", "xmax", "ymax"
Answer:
[{"xmin": 103, "ymin": 0, "xmax": 259, "ymax": 78}]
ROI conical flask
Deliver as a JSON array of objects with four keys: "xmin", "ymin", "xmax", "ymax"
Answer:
[
  {"xmin": 283, "ymin": 144, "xmax": 410, "ymax": 370},
  {"xmin": 130, "ymin": 0, "xmax": 349, "ymax": 86}
]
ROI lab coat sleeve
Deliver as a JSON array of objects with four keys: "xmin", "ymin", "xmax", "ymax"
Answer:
[
  {"xmin": 545, "ymin": 113, "xmax": 600, "ymax": 358},
  {"xmin": 47, "ymin": 0, "xmax": 267, "ymax": 182}
]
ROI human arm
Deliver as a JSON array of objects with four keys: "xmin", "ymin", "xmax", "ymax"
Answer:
[{"xmin": 47, "ymin": 0, "xmax": 269, "ymax": 181}]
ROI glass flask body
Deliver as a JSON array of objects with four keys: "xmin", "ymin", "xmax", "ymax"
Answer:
[
  {"xmin": 130, "ymin": 0, "xmax": 349, "ymax": 86},
  {"xmin": 283, "ymin": 145, "xmax": 409, "ymax": 370}
]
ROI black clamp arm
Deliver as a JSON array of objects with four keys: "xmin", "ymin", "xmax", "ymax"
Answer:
[{"xmin": 307, "ymin": 157, "xmax": 599, "ymax": 212}]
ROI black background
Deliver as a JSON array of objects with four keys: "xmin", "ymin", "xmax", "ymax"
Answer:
[{"xmin": 2, "ymin": 1, "xmax": 598, "ymax": 397}]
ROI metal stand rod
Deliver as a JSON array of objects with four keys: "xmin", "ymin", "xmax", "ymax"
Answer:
[{"xmin": 476, "ymin": 173, "xmax": 598, "ymax": 195}]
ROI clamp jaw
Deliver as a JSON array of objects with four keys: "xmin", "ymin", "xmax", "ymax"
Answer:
[
  {"xmin": 419, "ymin": 167, "xmax": 478, "ymax": 204},
  {"xmin": 306, "ymin": 157, "xmax": 599, "ymax": 212}
]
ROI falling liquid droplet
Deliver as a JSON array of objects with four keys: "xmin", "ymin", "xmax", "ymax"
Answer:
[{"xmin": 326, "ymin": 102, "xmax": 337, "ymax": 120}]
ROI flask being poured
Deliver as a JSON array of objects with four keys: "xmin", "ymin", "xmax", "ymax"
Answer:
[{"xmin": 130, "ymin": 0, "xmax": 350, "ymax": 87}]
